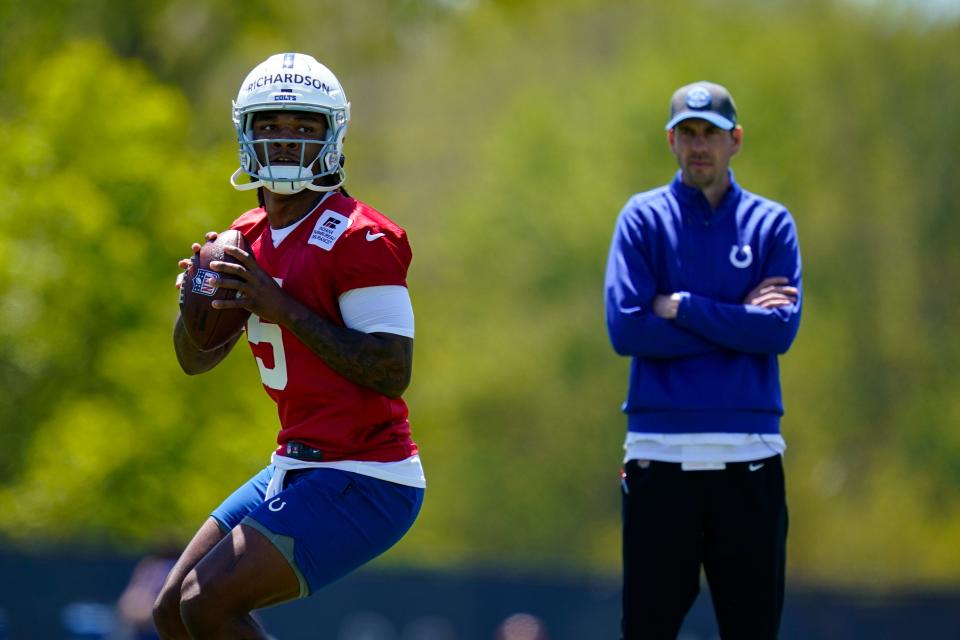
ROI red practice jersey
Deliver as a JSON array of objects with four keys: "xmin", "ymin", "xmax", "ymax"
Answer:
[{"xmin": 230, "ymin": 192, "xmax": 418, "ymax": 463}]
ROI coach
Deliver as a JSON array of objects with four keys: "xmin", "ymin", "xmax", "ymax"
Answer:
[{"xmin": 604, "ymin": 81, "xmax": 803, "ymax": 639}]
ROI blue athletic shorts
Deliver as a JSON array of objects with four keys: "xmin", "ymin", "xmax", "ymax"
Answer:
[{"xmin": 210, "ymin": 464, "xmax": 424, "ymax": 597}]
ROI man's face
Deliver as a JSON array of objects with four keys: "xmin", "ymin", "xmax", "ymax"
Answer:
[
  {"xmin": 251, "ymin": 111, "xmax": 329, "ymax": 169},
  {"xmin": 668, "ymin": 119, "xmax": 742, "ymax": 191}
]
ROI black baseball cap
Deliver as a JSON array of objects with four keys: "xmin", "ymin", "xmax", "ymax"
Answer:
[{"xmin": 665, "ymin": 81, "xmax": 737, "ymax": 131}]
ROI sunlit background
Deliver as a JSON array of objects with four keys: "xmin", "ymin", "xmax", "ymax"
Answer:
[{"xmin": 1, "ymin": 0, "xmax": 958, "ymax": 638}]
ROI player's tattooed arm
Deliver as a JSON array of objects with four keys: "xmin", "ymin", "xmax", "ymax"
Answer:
[
  {"xmin": 211, "ymin": 244, "xmax": 413, "ymax": 397},
  {"xmin": 173, "ymin": 313, "xmax": 241, "ymax": 375},
  {"xmin": 285, "ymin": 308, "xmax": 413, "ymax": 398}
]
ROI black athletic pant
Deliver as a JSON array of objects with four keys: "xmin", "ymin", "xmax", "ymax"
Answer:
[{"xmin": 621, "ymin": 455, "xmax": 787, "ymax": 640}]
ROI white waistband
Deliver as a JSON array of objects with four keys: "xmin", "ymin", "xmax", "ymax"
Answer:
[{"xmin": 265, "ymin": 452, "xmax": 426, "ymax": 500}]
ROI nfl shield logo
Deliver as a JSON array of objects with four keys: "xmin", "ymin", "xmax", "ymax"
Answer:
[{"xmin": 191, "ymin": 268, "xmax": 220, "ymax": 296}]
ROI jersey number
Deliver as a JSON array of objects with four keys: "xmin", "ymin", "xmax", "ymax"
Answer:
[
  {"xmin": 246, "ymin": 277, "xmax": 288, "ymax": 390},
  {"xmin": 247, "ymin": 314, "xmax": 287, "ymax": 390}
]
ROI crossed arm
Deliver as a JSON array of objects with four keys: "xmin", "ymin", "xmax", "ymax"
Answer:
[
  {"xmin": 605, "ymin": 206, "xmax": 803, "ymax": 358},
  {"xmin": 653, "ymin": 276, "xmax": 797, "ymax": 318},
  {"xmin": 607, "ymin": 274, "xmax": 800, "ymax": 359},
  {"xmin": 649, "ymin": 277, "xmax": 800, "ymax": 355},
  {"xmin": 173, "ymin": 235, "xmax": 412, "ymax": 398}
]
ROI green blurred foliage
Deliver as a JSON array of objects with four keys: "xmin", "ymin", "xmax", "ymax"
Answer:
[{"xmin": 0, "ymin": 0, "xmax": 958, "ymax": 587}]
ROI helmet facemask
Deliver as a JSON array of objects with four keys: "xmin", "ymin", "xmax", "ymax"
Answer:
[{"xmin": 233, "ymin": 110, "xmax": 346, "ymax": 194}]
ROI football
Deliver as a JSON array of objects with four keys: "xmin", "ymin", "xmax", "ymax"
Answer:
[{"xmin": 179, "ymin": 229, "xmax": 252, "ymax": 350}]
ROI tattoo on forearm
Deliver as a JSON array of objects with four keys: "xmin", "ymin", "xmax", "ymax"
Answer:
[{"xmin": 288, "ymin": 313, "xmax": 413, "ymax": 398}]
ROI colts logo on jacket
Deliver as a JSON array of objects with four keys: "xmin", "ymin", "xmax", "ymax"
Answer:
[{"xmin": 729, "ymin": 245, "xmax": 753, "ymax": 269}]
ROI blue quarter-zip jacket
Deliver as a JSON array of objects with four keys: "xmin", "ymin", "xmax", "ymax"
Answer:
[{"xmin": 605, "ymin": 171, "xmax": 802, "ymax": 435}]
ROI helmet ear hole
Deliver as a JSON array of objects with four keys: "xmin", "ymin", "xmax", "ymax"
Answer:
[{"xmin": 324, "ymin": 152, "xmax": 342, "ymax": 172}]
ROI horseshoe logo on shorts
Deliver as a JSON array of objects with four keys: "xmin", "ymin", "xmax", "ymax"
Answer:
[{"xmin": 268, "ymin": 498, "xmax": 286, "ymax": 512}]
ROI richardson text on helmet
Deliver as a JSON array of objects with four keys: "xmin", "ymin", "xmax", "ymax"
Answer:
[{"xmin": 246, "ymin": 74, "xmax": 334, "ymax": 95}]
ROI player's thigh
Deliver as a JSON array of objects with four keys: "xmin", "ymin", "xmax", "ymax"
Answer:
[
  {"xmin": 156, "ymin": 465, "xmax": 273, "ymax": 609},
  {"xmin": 180, "ymin": 522, "xmax": 300, "ymax": 614},
  {"xmin": 244, "ymin": 468, "xmax": 424, "ymax": 597},
  {"xmin": 154, "ymin": 516, "xmax": 226, "ymax": 621}
]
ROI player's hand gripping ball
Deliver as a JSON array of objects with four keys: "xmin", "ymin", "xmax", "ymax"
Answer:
[{"xmin": 179, "ymin": 230, "xmax": 252, "ymax": 350}]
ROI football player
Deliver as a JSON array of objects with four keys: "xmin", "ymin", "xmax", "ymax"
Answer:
[{"xmin": 154, "ymin": 53, "xmax": 425, "ymax": 639}]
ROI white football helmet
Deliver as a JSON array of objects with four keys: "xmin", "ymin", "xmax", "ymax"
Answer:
[{"xmin": 230, "ymin": 53, "xmax": 350, "ymax": 194}]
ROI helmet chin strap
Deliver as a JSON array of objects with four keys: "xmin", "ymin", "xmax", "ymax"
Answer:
[
  {"xmin": 229, "ymin": 166, "xmax": 345, "ymax": 194},
  {"xmin": 304, "ymin": 169, "xmax": 345, "ymax": 193},
  {"xmin": 230, "ymin": 168, "xmax": 260, "ymax": 191}
]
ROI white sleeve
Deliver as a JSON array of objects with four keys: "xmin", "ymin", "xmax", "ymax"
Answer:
[{"xmin": 338, "ymin": 286, "xmax": 415, "ymax": 338}]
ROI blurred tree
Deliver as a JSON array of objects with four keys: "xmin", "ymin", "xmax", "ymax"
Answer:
[{"xmin": 0, "ymin": 40, "xmax": 274, "ymax": 543}]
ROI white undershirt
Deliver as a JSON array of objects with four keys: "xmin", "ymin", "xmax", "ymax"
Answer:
[
  {"xmin": 268, "ymin": 192, "xmax": 333, "ymax": 247},
  {"xmin": 270, "ymin": 212, "xmax": 311, "ymax": 246},
  {"xmin": 624, "ymin": 432, "xmax": 785, "ymax": 466},
  {"xmin": 339, "ymin": 286, "xmax": 415, "ymax": 338}
]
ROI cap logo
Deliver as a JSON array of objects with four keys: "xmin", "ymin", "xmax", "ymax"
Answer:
[{"xmin": 686, "ymin": 87, "xmax": 712, "ymax": 109}]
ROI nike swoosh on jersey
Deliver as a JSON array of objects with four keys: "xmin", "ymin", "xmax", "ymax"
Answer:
[{"xmin": 366, "ymin": 231, "xmax": 386, "ymax": 241}]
